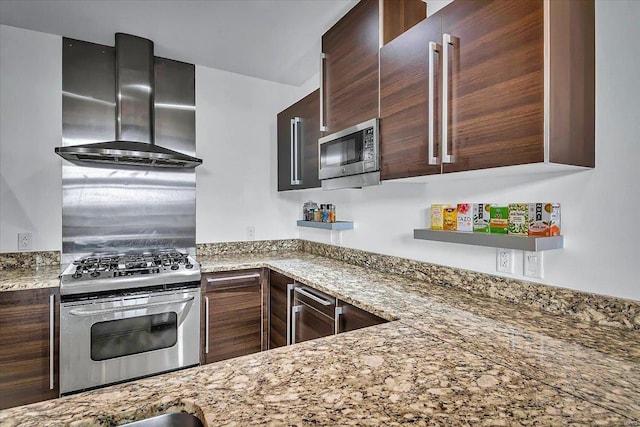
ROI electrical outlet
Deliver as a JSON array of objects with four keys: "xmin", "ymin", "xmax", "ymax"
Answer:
[
  {"xmin": 524, "ymin": 251, "xmax": 544, "ymax": 279},
  {"xmin": 18, "ymin": 232, "xmax": 32, "ymax": 251},
  {"xmin": 496, "ymin": 248, "xmax": 514, "ymax": 274},
  {"xmin": 246, "ymin": 226, "xmax": 255, "ymax": 241}
]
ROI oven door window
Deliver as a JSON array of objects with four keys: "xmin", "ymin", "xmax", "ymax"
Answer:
[
  {"xmin": 90, "ymin": 312, "xmax": 178, "ymax": 361},
  {"xmin": 320, "ymin": 132, "xmax": 364, "ymax": 168}
]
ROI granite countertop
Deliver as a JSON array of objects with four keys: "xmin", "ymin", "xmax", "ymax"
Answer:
[
  {"xmin": 0, "ymin": 265, "xmax": 61, "ymax": 291},
  {"xmin": 1, "ymin": 251, "xmax": 639, "ymax": 426}
]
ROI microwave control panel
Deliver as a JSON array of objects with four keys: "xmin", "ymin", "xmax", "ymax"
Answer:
[{"xmin": 363, "ymin": 128, "xmax": 376, "ymax": 170}]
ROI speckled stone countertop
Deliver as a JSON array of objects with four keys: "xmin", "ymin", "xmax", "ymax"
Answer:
[
  {"xmin": 0, "ymin": 265, "xmax": 61, "ymax": 291},
  {"xmin": 1, "ymin": 251, "xmax": 639, "ymax": 426}
]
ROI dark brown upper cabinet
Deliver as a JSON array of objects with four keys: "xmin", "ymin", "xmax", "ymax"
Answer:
[
  {"xmin": 277, "ymin": 89, "xmax": 321, "ymax": 191},
  {"xmin": 380, "ymin": 16, "xmax": 443, "ymax": 180},
  {"xmin": 380, "ymin": 0, "xmax": 594, "ymax": 181},
  {"xmin": 320, "ymin": 0, "xmax": 426, "ymax": 135},
  {"xmin": 321, "ymin": 0, "xmax": 380, "ymax": 135}
]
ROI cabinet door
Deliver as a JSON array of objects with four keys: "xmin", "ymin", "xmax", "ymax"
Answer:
[
  {"xmin": 322, "ymin": 0, "xmax": 379, "ymax": 134},
  {"xmin": 380, "ymin": 16, "xmax": 443, "ymax": 180},
  {"xmin": 0, "ymin": 288, "xmax": 59, "ymax": 409},
  {"xmin": 440, "ymin": 0, "xmax": 544, "ymax": 173},
  {"xmin": 268, "ymin": 270, "xmax": 295, "ymax": 349},
  {"xmin": 277, "ymin": 90, "xmax": 321, "ymax": 191},
  {"xmin": 291, "ymin": 301, "xmax": 335, "ymax": 345},
  {"xmin": 337, "ymin": 300, "xmax": 387, "ymax": 333},
  {"xmin": 292, "ymin": 286, "xmax": 336, "ymax": 344},
  {"xmin": 201, "ymin": 270, "xmax": 263, "ymax": 364}
]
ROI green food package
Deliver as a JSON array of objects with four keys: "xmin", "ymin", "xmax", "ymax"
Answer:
[{"xmin": 489, "ymin": 205, "xmax": 509, "ymax": 234}]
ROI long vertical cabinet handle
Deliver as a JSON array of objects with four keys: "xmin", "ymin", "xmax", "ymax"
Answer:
[
  {"xmin": 286, "ymin": 283, "xmax": 294, "ymax": 345},
  {"xmin": 49, "ymin": 293, "xmax": 54, "ymax": 390},
  {"xmin": 204, "ymin": 296, "xmax": 210, "ymax": 354},
  {"xmin": 291, "ymin": 305, "xmax": 303, "ymax": 345},
  {"xmin": 319, "ymin": 52, "xmax": 327, "ymax": 132},
  {"xmin": 441, "ymin": 33, "xmax": 454, "ymax": 164},
  {"xmin": 334, "ymin": 306, "xmax": 343, "ymax": 335},
  {"xmin": 428, "ymin": 41, "xmax": 441, "ymax": 165},
  {"xmin": 290, "ymin": 118, "xmax": 301, "ymax": 186}
]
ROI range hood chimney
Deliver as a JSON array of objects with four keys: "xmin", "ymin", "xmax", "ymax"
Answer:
[{"xmin": 55, "ymin": 33, "xmax": 202, "ymax": 168}]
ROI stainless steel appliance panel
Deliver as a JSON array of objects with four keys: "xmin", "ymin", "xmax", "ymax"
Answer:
[
  {"xmin": 115, "ymin": 34, "xmax": 154, "ymax": 143},
  {"xmin": 62, "ymin": 39, "xmax": 116, "ymax": 147},
  {"xmin": 61, "ymin": 165, "xmax": 196, "ymax": 264},
  {"xmin": 60, "ymin": 288, "xmax": 200, "ymax": 394},
  {"xmin": 154, "ymin": 57, "xmax": 196, "ymax": 157},
  {"xmin": 318, "ymin": 118, "xmax": 379, "ymax": 183},
  {"xmin": 62, "ymin": 38, "xmax": 196, "ymax": 264}
]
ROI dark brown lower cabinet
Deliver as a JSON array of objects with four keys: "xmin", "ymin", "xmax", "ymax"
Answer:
[
  {"xmin": 201, "ymin": 270, "xmax": 265, "ymax": 364},
  {"xmin": 292, "ymin": 286, "xmax": 337, "ymax": 344},
  {"xmin": 337, "ymin": 300, "xmax": 387, "ymax": 333},
  {"xmin": 0, "ymin": 287, "xmax": 59, "ymax": 410},
  {"xmin": 269, "ymin": 272, "xmax": 388, "ymax": 348},
  {"xmin": 268, "ymin": 270, "xmax": 295, "ymax": 349}
]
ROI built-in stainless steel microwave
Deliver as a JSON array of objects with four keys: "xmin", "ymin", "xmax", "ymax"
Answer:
[{"xmin": 318, "ymin": 118, "xmax": 380, "ymax": 189}]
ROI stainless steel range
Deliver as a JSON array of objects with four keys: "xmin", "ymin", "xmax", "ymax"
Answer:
[{"xmin": 59, "ymin": 249, "xmax": 201, "ymax": 395}]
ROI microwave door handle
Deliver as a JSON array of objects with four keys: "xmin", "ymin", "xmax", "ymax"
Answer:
[{"xmin": 68, "ymin": 296, "xmax": 195, "ymax": 316}]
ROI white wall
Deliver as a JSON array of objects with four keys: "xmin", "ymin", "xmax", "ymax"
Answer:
[
  {"xmin": 0, "ymin": 25, "xmax": 62, "ymax": 252},
  {"xmin": 194, "ymin": 66, "xmax": 303, "ymax": 243},
  {"xmin": 294, "ymin": 1, "xmax": 640, "ymax": 301}
]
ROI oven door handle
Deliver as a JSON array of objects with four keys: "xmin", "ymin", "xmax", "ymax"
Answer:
[{"xmin": 68, "ymin": 296, "xmax": 195, "ymax": 316}]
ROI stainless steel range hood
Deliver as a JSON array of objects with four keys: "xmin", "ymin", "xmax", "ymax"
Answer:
[{"xmin": 55, "ymin": 33, "xmax": 202, "ymax": 168}]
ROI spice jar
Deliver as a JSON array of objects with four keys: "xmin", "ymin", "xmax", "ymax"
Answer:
[
  {"xmin": 303, "ymin": 201, "xmax": 318, "ymax": 221},
  {"xmin": 329, "ymin": 204, "xmax": 336, "ymax": 223},
  {"xmin": 314, "ymin": 206, "xmax": 322, "ymax": 222}
]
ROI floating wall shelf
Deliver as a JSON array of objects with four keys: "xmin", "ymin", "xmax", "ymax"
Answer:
[
  {"xmin": 297, "ymin": 220, "xmax": 354, "ymax": 231},
  {"xmin": 413, "ymin": 229, "xmax": 564, "ymax": 251}
]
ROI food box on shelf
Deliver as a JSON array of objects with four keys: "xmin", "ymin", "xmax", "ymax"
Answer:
[
  {"xmin": 457, "ymin": 204, "xmax": 473, "ymax": 232},
  {"xmin": 473, "ymin": 203, "xmax": 492, "ymax": 233},
  {"xmin": 489, "ymin": 205, "xmax": 509, "ymax": 234},
  {"xmin": 430, "ymin": 204, "xmax": 449, "ymax": 230},
  {"xmin": 443, "ymin": 207, "xmax": 457, "ymax": 231},
  {"xmin": 508, "ymin": 203, "xmax": 529, "ymax": 235},
  {"xmin": 528, "ymin": 203, "xmax": 561, "ymax": 236}
]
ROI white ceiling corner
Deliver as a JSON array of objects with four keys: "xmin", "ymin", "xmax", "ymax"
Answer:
[{"xmin": 0, "ymin": 0, "xmax": 357, "ymax": 86}]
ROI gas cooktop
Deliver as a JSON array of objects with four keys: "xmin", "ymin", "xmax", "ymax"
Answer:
[{"xmin": 59, "ymin": 249, "xmax": 201, "ymax": 296}]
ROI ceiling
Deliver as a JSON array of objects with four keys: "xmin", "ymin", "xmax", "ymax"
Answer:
[{"xmin": 0, "ymin": 0, "xmax": 357, "ymax": 86}]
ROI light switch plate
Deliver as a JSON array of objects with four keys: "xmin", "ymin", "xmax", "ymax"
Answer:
[
  {"xmin": 18, "ymin": 232, "xmax": 32, "ymax": 251},
  {"xmin": 246, "ymin": 226, "xmax": 255, "ymax": 241},
  {"xmin": 524, "ymin": 251, "xmax": 544, "ymax": 279}
]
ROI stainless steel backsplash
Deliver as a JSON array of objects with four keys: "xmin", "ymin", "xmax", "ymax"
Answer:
[{"xmin": 61, "ymin": 38, "xmax": 196, "ymax": 264}]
